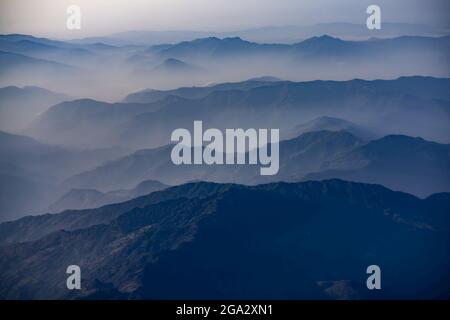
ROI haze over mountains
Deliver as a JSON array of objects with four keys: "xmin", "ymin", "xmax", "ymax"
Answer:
[
  {"xmin": 0, "ymin": 85, "xmax": 68, "ymax": 132},
  {"xmin": 0, "ymin": 75, "xmax": 449, "ymax": 221},
  {"xmin": 1, "ymin": 32, "xmax": 449, "ymax": 100},
  {"xmin": 0, "ymin": 130, "xmax": 129, "ymax": 221},
  {"xmin": 25, "ymin": 77, "xmax": 450, "ymax": 150},
  {"xmin": 0, "ymin": 23, "xmax": 449, "ymax": 299},
  {"xmin": 63, "ymin": 130, "xmax": 450, "ymax": 198}
]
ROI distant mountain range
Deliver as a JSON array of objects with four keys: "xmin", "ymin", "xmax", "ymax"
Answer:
[
  {"xmin": 69, "ymin": 23, "xmax": 450, "ymax": 45},
  {"xmin": 147, "ymin": 35, "xmax": 450, "ymax": 63},
  {"xmin": 1, "ymin": 33, "xmax": 449, "ymax": 100},
  {"xmin": 0, "ymin": 179, "xmax": 448, "ymax": 299}
]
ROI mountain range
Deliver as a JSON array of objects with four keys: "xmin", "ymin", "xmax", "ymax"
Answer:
[
  {"xmin": 0, "ymin": 180, "xmax": 448, "ymax": 299},
  {"xmin": 70, "ymin": 23, "xmax": 450, "ymax": 45},
  {"xmin": 1, "ymin": 33, "xmax": 449, "ymax": 100},
  {"xmin": 1, "ymin": 26, "xmax": 449, "ymax": 300}
]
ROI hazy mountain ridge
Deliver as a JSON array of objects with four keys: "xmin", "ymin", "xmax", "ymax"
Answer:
[
  {"xmin": 0, "ymin": 85, "xmax": 69, "ymax": 132},
  {"xmin": 0, "ymin": 50, "xmax": 76, "ymax": 75},
  {"xmin": 122, "ymin": 78, "xmax": 283, "ymax": 103},
  {"xmin": 26, "ymin": 98, "xmax": 165, "ymax": 147},
  {"xmin": 148, "ymin": 34, "xmax": 450, "ymax": 63},
  {"xmin": 283, "ymin": 116, "xmax": 378, "ymax": 140},
  {"xmin": 63, "ymin": 130, "xmax": 450, "ymax": 197},
  {"xmin": 48, "ymin": 180, "xmax": 169, "ymax": 213}
]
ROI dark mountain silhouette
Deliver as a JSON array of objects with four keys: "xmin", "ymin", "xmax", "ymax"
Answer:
[
  {"xmin": 0, "ymin": 180, "xmax": 231, "ymax": 244},
  {"xmin": 0, "ymin": 180, "xmax": 449, "ymax": 299},
  {"xmin": 306, "ymin": 135, "xmax": 450, "ymax": 197},
  {"xmin": 48, "ymin": 180, "xmax": 169, "ymax": 213}
]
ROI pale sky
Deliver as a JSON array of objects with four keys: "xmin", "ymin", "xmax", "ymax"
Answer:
[{"xmin": 0, "ymin": 0, "xmax": 449, "ymax": 39}]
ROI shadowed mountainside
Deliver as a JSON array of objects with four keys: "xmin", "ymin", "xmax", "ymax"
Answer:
[{"xmin": 0, "ymin": 180, "xmax": 449, "ymax": 299}]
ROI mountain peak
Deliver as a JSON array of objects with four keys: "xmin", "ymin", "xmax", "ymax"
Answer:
[
  {"xmin": 295, "ymin": 34, "xmax": 346, "ymax": 48},
  {"xmin": 162, "ymin": 57, "xmax": 187, "ymax": 66}
]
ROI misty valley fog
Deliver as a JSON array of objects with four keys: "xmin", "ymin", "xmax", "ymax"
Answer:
[{"xmin": 0, "ymin": 30, "xmax": 449, "ymax": 222}]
